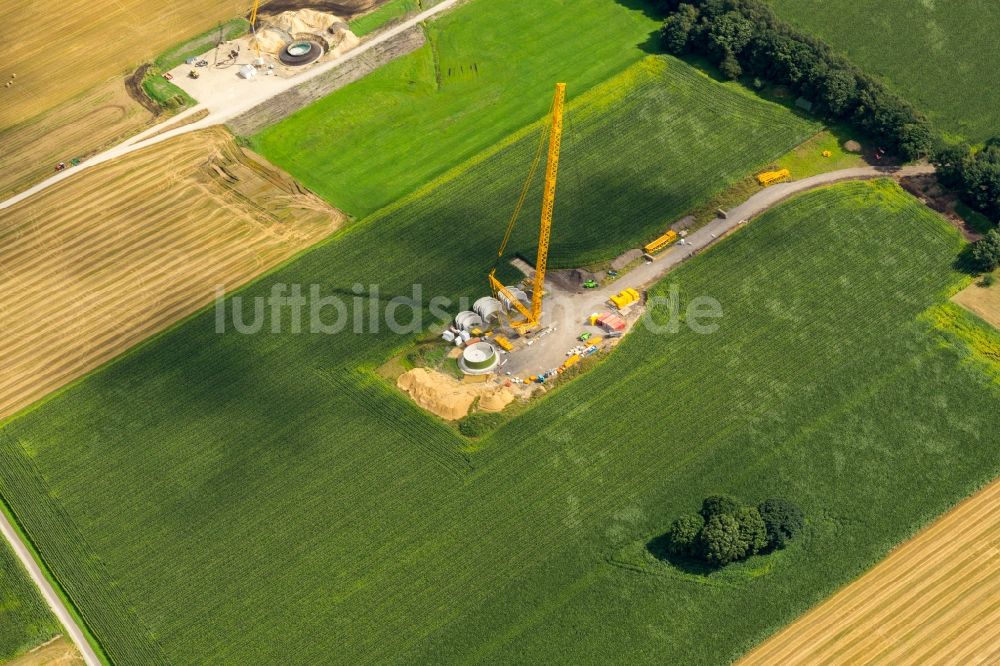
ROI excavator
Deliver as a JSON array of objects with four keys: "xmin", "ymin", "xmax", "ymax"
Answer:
[{"xmin": 488, "ymin": 82, "xmax": 565, "ymax": 336}]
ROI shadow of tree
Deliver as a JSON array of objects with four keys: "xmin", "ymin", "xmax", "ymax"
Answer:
[
  {"xmin": 645, "ymin": 533, "xmax": 722, "ymax": 576},
  {"xmin": 611, "ymin": 0, "xmax": 666, "ymax": 55},
  {"xmin": 953, "ymin": 243, "xmax": 983, "ymax": 275}
]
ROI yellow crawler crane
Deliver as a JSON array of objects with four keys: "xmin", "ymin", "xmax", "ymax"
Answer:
[
  {"xmin": 489, "ymin": 82, "xmax": 566, "ymax": 336},
  {"xmin": 250, "ymin": 0, "xmax": 263, "ymax": 62}
]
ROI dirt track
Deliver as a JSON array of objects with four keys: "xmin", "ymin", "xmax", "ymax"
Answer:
[
  {"xmin": 0, "ymin": 78, "xmax": 154, "ymax": 200},
  {"xmin": 0, "ymin": 127, "xmax": 343, "ymax": 422},
  {"xmin": 6, "ymin": 637, "xmax": 83, "ymax": 666},
  {"xmin": 740, "ymin": 479, "xmax": 1000, "ymax": 665}
]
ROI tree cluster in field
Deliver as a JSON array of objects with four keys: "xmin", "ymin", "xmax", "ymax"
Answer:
[
  {"xmin": 933, "ymin": 139, "xmax": 1000, "ymax": 265},
  {"xmin": 654, "ymin": 0, "xmax": 932, "ymax": 160},
  {"xmin": 666, "ymin": 495, "xmax": 804, "ymax": 566}
]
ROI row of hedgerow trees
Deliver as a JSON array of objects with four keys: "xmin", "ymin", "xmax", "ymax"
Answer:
[
  {"xmin": 667, "ymin": 495, "xmax": 804, "ymax": 566},
  {"xmin": 934, "ymin": 142, "xmax": 1000, "ymax": 270},
  {"xmin": 655, "ymin": 0, "xmax": 932, "ymax": 160}
]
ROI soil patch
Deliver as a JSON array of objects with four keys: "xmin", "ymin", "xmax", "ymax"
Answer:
[
  {"xmin": 260, "ymin": 1, "xmax": 388, "ymax": 17},
  {"xmin": 6, "ymin": 637, "xmax": 83, "ymax": 666},
  {"xmin": 397, "ymin": 368, "xmax": 514, "ymax": 420},
  {"xmin": 952, "ymin": 276, "xmax": 1000, "ymax": 330},
  {"xmin": 899, "ymin": 174, "xmax": 984, "ymax": 241},
  {"xmin": 125, "ymin": 64, "xmax": 162, "ymax": 115}
]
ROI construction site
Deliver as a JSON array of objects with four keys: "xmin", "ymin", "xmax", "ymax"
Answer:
[
  {"xmin": 168, "ymin": 6, "xmax": 361, "ymax": 92},
  {"xmin": 2, "ymin": 1, "xmax": 999, "ymax": 665},
  {"xmin": 396, "ymin": 82, "xmax": 720, "ymax": 420}
]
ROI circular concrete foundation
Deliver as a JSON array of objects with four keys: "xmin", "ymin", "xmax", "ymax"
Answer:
[
  {"xmin": 459, "ymin": 341, "xmax": 499, "ymax": 375},
  {"xmin": 279, "ymin": 40, "xmax": 324, "ymax": 66}
]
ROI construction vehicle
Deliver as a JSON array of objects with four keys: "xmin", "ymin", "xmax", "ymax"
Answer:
[
  {"xmin": 643, "ymin": 229, "xmax": 679, "ymax": 255},
  {"xmin": 757, "ymin": 168, "xmax": 790, "ymax": 186},
  {"xmin": 582, "ymin": 279, "xmax": 598, "ymax": 289},
  {"xmin": 578, "ymin": 331, "xmax": 592, "ymax": 342},
  {"xmin": 493, "ymin": 335, "xmax": 514, "ymax": 352},
  {"xmin": 489, "ymin": 82, "xmax": 566, "ymax": 336}
]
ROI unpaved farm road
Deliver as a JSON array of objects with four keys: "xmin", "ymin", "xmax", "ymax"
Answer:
[
  {"xmin": 0, "ymin": 511, "xmax": 100, "ymax": 666},
  {"xmin": 0, "ymin": 0, "xmax": 461, "ymax": 212},
  {"xmin": 508, "ymin": 164, "xmax": 934, "ymax": 376}
]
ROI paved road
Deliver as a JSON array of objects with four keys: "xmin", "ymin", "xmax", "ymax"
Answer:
[
  {"xmin": 0, "ymin": 0, "xmax": 462, "ymax": 212},
  {"xmin": 0, "ymin": 510, "xmax": 100, "ymax": 665},
  {"xmin": 507, "ymin": 164, "xmax": 935, "ymax": 376}
]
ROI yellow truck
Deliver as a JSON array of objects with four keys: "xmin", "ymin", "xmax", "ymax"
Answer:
[
  {"xmin": 643, "ymin": 230, "xmax": 679, "ymax": 255},
  {"xmin": 757, "ymin": 168, "xmax": 790, "ymax": 186}
]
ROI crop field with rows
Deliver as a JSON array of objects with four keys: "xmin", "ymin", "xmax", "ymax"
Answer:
[
  {"xmin": 0, "ymin": 537, "xmax": 60, "ymax": 662},
  {"xmin": 252, "ymin": 0, "xmax": 663, "ymax": 217},
  {"xmin": 769, "ymin": 0, "xmax": 1000, "ymax": 142},
  {"xmin": 263, "ymin": 55, "xmax": 818, "ymax": 269},
  {"xmin": 0, "ymin": 174, "xmax": 997, "ymax": 663}
]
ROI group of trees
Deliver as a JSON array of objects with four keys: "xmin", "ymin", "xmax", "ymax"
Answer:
[
  {"xmin": 932, "ymin": 141, "xmax": 1000, "ymax": 271},
  {"xmin": 656, "ymin": 0, "xmax": 933, "ymax": 160},
  {"xmin": 666, "ymin": 494, "xmax": 804, "ymax": 566}
]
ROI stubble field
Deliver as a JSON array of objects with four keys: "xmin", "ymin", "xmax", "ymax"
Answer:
[{"xmin": 0, "ymin": 127, "xmax": 343, "ymax": 423}]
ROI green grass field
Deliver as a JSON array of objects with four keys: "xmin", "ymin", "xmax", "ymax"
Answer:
[
  {"xmin": 252, "ymin": 0, "xmax": 663, "ymax": 217},
  {"xmin": 0, "ymin": 537, "xmax": 60, "ymax": 662},
  {"xmin": 769, "ymin": 0, "xmax": 1000, "ymax": 143},
  {"xmin": 348, "ymin": 0, "xmax": 420, "ymax": 37},
  {"xmin": 1, "ymin": 169, "xmax": 998, "ymax": 663}
]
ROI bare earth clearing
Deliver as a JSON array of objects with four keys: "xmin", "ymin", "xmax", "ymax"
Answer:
[
  {"xmin": 740, "ymin": 479, "xmax": 1000, "ymax": 665},
  {"xmin": 953, "ymin": 276, "xmax": 1000, "ymax": 330},
  {"xmin": 5, "ymin": 637, "xmax": 83, "ymax": 666},
  {"xmin": 0, "ymin": 127, "xmax": 343, "ymax": 422}
]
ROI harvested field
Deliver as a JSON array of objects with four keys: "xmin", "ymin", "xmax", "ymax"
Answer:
[
  {"xmin": 0, "ymin": 0, "xmax": 246, "ymax": 132},
  {"xmin": 0, "ymin": 78, "xmax": 154, "ymax": 199},
  {"xmin": 953, "ymin": 276, "xmax": 1000, "ymax": 330},
  {"xmin": 0, "ymin": 127, "xmax": 343, "ymax": 422},
  {"xmin": 740, "ymin": 479, "xmax": 1000, "ymax": 665},
  {"xmin": 5, "ymin": 637, "xmax": 83, "ymax": 666}
]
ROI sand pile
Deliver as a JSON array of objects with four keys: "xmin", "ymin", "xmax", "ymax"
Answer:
[
  {"xmin": 397, "ymin": 369, "xmax": 515, "ymax": 420},
  {"xmin": 267, "ymin": 8, "xmax": 342, "ymax": 34},
  {"xmin": 251, "ymin": 9, "xmax": 359, "ymax": 58}
]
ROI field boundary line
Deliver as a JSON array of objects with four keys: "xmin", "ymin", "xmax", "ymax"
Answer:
[{"xmin": 0, "ymin": 503, "xmax": 102, "ymax": 666}]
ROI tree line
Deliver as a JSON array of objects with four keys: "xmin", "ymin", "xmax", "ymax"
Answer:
[
  {"xmin": 655, "ymin": 0, "xmax": 933, "ymax": 161},
  {"xmin": 933, "ymin": 141, "xmax": 1000, "ymax": 267}
]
